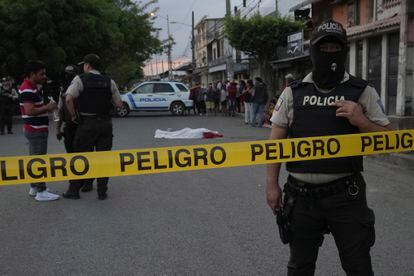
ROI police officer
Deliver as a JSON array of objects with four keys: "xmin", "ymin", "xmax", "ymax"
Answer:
[
  {"xmin": 266, "ymin": 19, "xmax": 391, "ymax": 275},
  {"xmin": 63, "ymin": 54, "xmax": 122, "ymax": 200},
  {"xmin": 0, "ymin": 77, "xmax": 18, "ymax": 135},
  {"xmin": 56, "ymin": 65, "xmax": 95, "ymax": 193}
]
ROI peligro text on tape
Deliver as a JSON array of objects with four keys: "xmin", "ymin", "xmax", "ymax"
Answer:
[
  {"xmin": 118, "ymin": 146, "xmax": 227, "ymax": 172},
  {"xmin": 360, "ymin": 132, "xmax": 413, "ymax": 152},
  {"xmin": 250, "ymin": 131, "xmax": 413, "ymax": 162},
  {"xmin": 1, "ymin": 155, "xmax": 90, "ymax": 181},
  {"xmin": 0, "ymin": 130, "xmax": 413, "ymax": 186}
]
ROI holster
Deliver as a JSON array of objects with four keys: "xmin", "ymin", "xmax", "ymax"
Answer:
[{"xmin": 275, "ymin": 191, "xmax": 296, "ymax": 244}]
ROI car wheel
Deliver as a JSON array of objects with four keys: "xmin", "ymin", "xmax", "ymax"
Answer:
[
  {"xmin": 117, "ymin": 102, "xmax": 130, "ymax": 117},
  {"xmin": 170, "ymin": 101, "xmax": 185, "ymax": 116}
]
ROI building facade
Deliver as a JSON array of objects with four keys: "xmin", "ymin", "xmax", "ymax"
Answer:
[
  {"xmin": 194, "ymin": 17, "xmax": 223, "ymax": 86},
  {"xmin": 194, "ymin": 16, "xmax": 251, "ymax": 86}
]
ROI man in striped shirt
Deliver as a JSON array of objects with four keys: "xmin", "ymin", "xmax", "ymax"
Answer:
[{"xmin": 19, "ymin": 61, "xmax": 60, "ymax": 201}]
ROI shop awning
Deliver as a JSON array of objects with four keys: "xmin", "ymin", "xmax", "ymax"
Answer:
[
  {"xmin": 270, "ymin": 54, "xmax": 310, "ymax": 70},
  {"xmin": 209, "ymin": 64, "xmax": 226, "ymax": 73}
]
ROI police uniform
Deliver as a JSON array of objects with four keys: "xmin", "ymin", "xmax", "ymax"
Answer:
[
  {"xmin": 269, "ymin": 20, "xmax": 390, "ymax": 276},
  {"xmin": 0, "ymin": 80, "xmax": 18, "ymax": 134},
  {"xmin": 63, "ymin": 56, "xmax": 121, "ymax": 200}
]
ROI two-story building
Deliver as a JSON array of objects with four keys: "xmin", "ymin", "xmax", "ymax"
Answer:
[
  {"xmin": 289, "ymin": 0, "xmax": 414, "ymax": 125},
  {"xmin": 194, "ymin": 17, "xmax": 223, "ymax": 86},
  {"xmin": 194, "ymin": 16, "xmax": 250, "ymax": 86},
  {"xmin": 206, "ymin": 19, "xmax": 228, "ymax": 82}
]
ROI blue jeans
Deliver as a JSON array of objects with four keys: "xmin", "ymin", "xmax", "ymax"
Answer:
[
  {"xmin": 227, "ymin": 98, "xmax": 237, "ymax": 116},
  {"xmin": 24, "ymin": 130, "xmax": 48, "ymax": 191},
  {"xmin": 251, "ymin": 103, "xmax": 265, "ymax": 126}
]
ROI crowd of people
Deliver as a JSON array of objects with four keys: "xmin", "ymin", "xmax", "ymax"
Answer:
[{"xmin": 189, "ymin": 77, "xmax": 277, "ymax": 128}]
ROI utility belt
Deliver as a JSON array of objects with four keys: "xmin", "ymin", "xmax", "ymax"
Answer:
[
  {"xmin": 80, "ymin": 114, "xmax": 111, "ymax": 121},
  {"xmin": 275, "ymin": 173, "xmax": 362, "ymax": 244},
  {"xmin": 285, "ymin": 173, "xmax": 361, "ymax": 200}
]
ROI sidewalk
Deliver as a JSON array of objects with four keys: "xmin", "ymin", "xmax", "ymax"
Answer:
[{"xmin": 367, "ymin": 152, "xmax": 414, "ymax": 170}]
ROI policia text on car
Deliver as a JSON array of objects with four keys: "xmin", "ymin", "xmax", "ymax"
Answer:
[{"xmin": 0, "ymin": 130, "xmax": 413, "ymax": 186}]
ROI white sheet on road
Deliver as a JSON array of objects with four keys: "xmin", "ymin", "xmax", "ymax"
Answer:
[{"xmin": 154, "ymin": 128, "xmax": 222, "ymax": 139}]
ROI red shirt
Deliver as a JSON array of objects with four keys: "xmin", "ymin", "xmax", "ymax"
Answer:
[{"xmin": 18, "ymin": 79, "xmax": 49, "ymax": 133}]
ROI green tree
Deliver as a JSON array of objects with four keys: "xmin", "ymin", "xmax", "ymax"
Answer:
[
  {"xmin": 0, "ymin": 0, "xmax": 162, "ymax": 85},
  {"xmin": 224, "ymin": 14, "xmax": 302, "ymax": 96}
]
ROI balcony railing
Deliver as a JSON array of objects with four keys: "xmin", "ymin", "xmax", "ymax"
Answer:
[
  {"xmin": 382, "ymin": 0, "xmax": 401, "ymax": 9},
  {"xmin": 376, "ymin": 0, "xmax": 401, "ymax": 19},
  {"xmin": 208, "ymin": 56, "xmax": 227, "ymax": 67}
]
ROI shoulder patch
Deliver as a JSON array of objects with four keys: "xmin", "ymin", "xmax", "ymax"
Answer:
[
  {"xmin": 376, "ymin": 99, "xmax": 386, "ymax": 114},
  {"xmin": 274, "ymin": 97, "xmax": 284, "ymax": 112}
]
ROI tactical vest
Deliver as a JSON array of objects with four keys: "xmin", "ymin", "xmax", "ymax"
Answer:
[
  {"xmin": 286, "ymin": 76, "xmax": 367, "ymax": 173},
  {"xmin": 78, "ymin": 73, "xmax": 112, "ymax": 115}
]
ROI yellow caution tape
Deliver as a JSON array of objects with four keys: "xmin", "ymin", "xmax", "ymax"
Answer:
[{"xmin": 0, "ymin": 130, "xmax": 413, "ymax": 186}]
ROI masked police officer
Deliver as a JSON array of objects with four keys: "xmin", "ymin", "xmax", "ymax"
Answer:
[
  {"xmin": 63, "ymin": 54, "xmax": 122, "ymax": 200},
  {"xmin": 266, "ymin": 19, "xmax": 391, "ymax": 275}
]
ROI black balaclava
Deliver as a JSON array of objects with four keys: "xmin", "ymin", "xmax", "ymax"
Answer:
[
  {"xmin": 311, "ymin": 36, "xmax": 347, "ymax": 90},
  {"xmin": 310, "ymin": 19, "xmax": 348, "ymax": 90}
]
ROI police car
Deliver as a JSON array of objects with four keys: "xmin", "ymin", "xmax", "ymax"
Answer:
[{"xmin": 116, "ymin": 81, "xmax": 193, "ymax": 117}]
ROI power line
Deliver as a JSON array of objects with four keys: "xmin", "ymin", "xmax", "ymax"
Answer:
[
  {"xmin": 181, "ymin": 35, "xmax": 191, "ymax": 57},
  {"xmin": 154, "ymin": 0, "xmax": 261, "ymax": 69},
  {"xmin": 202, "ymin": 0, "xmax": 260, "ymax": 39}
]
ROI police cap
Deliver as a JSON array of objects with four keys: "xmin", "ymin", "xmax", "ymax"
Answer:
[
  {"xmin": 311, "ymin": 19, "xmax": 347, "ymax": 46},
  {"xmin": 78, "ymin": 54, "xmax": 101, "ymax": 70}
]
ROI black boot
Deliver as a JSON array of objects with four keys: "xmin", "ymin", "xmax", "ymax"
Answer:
[{"xmin": 81, "ymin": 183, "xmax": 93, "ymax": 192}]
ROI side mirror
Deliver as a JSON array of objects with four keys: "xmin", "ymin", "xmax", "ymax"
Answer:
[{"xmin": 132, "ymin": 91, "xmax": 137, "ymax": 94}]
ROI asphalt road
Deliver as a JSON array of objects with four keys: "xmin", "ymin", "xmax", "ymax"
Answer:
[{"xmin": 0, "ymin": 113, "xmax": 413, "ymax": 275}]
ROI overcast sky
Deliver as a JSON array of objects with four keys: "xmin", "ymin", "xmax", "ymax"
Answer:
[{"xmin": 144, "ymin": 0, "xmax": 304, "ymax": 75}]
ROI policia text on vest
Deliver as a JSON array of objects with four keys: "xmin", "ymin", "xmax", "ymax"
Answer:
[{"xmin": 1, "ymin": 130, "xmax": 413, "ymax": 186}]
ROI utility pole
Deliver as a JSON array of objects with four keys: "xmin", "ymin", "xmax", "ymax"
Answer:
[
  {"xmin": 396, "ymin": 0, "xmax": 409, "ymax": 115},
  {"xmin": 275, "ymin": 0, "xmax": 278, "ymax": 15},
  {"xmin": 226, "ymin": 0, "xmax": 231, "ymax": 16},
  {"xmin": 192, "ymin": 11, "xmax": 195, "ymax": 70},
  {"xmin": 167, "ymin": 15, "xmax": 173, "ymax": 80},
  {"xmin": 150, "ymin": 61, "xmax": 154, "ymax": 77},
  {"xmin": 225, "ymin": 0, "xmax": 234, "ymax": 81},
  {"xmin": 155, "ymin": 55, "xmax": 159, "ymax": 76}
]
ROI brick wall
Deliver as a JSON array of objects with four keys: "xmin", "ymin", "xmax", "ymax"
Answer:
[
  {"xmin": 331, "ymin": 3, "xmax": 347, "ymax": 26},
  {"xmin": 312, "ymin": 0, "xmax": 373, "ymax": 28}
]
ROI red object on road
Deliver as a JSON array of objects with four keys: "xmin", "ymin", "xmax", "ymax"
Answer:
[{"xmin": 202, "ymin": 132, "xmax": 224, "ymax": 139}]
